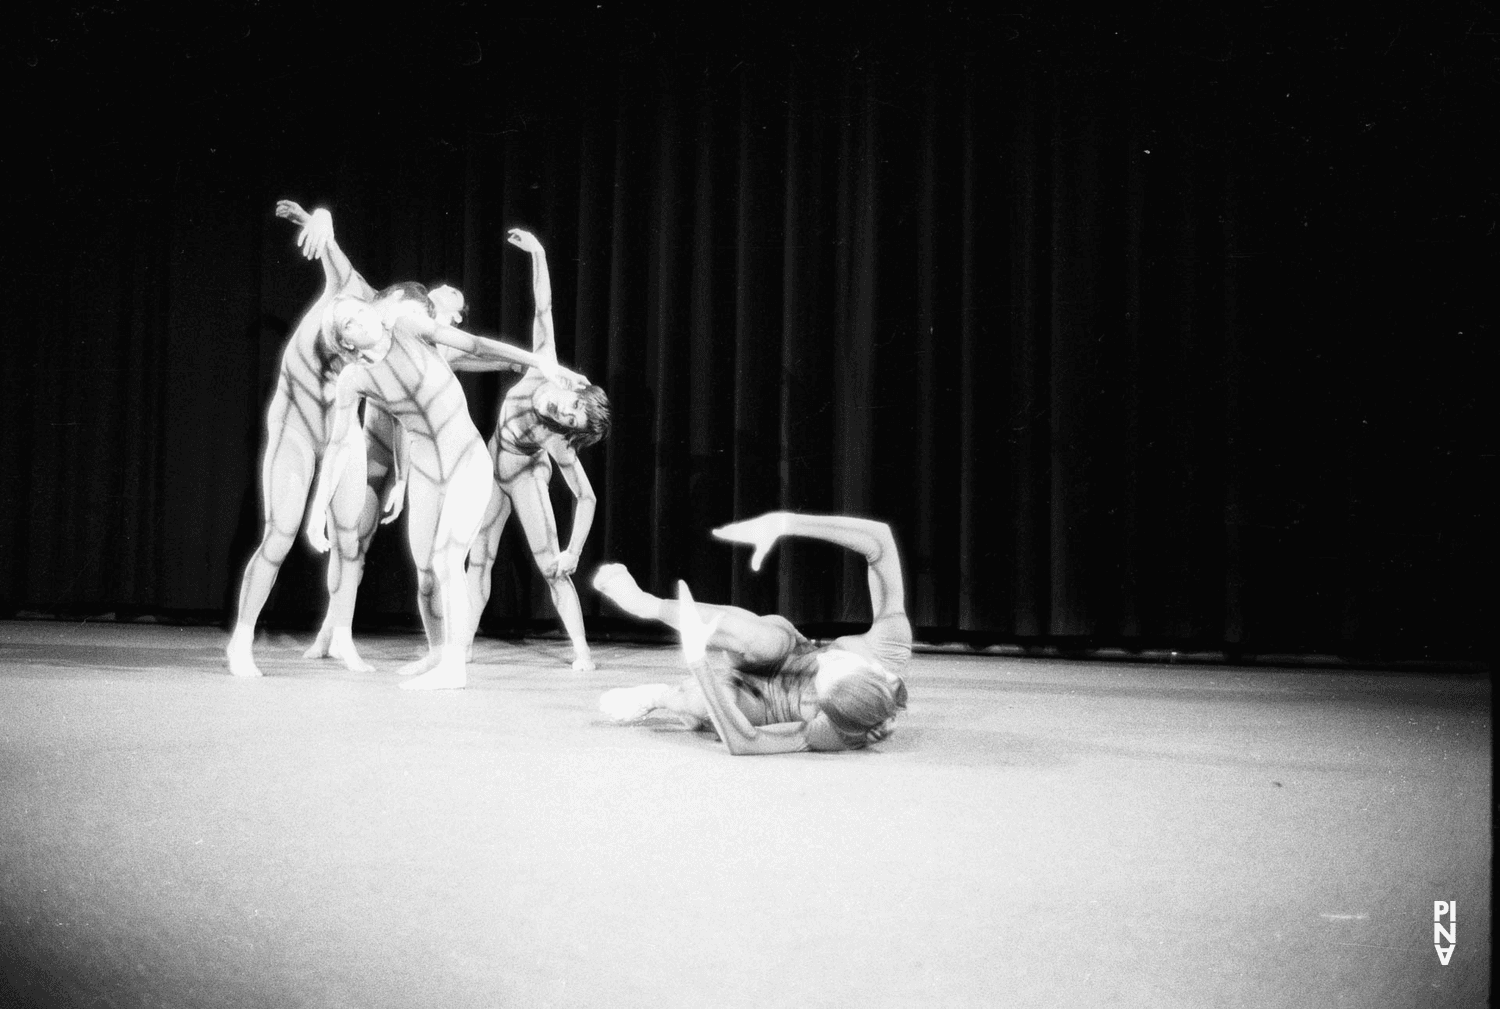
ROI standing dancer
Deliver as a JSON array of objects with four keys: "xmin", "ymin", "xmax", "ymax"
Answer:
[
  {"xmin": 226, "ymin": 202, "xmax": 578, "ymax": 679},
  {"xmin": 300, "ymin": 280, "xmax": 465, "ymax": 673},
  {"xmin": 305, "ymin": 299, "xmax": 491, "ymax": 690},
  {"xmin": 284, "ymin": 207, "xmax": 564, "ymax": 674},
  {"xmin": 594, "ymin": 513, "xmax": 911, "ymax": 754},
  {"xmin": 465, "ymin": 229, "xmax": 610, "ymax": 671}
]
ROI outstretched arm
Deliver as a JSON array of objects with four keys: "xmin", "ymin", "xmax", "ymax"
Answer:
[
  {"xmin": 712, "ymin": 513, "xmax": 907, "ymax": 622},
  {"xmin": 400, "ymin": 315, "xmax": 588, "ymax": 389},
  {"xmin": 551, "ymin": 449, "xmax": 597, "ymax": 578},
  {"xmin": 676, "ymin": 582, "xmax": 811, "ymax": 756},
  {"xmin": 275, "ymin": 200, "xmax": 374, "ymax": 301},
  {"xmin": 506, "ymin": 228, "xmax": 557, "ymax": 361}
]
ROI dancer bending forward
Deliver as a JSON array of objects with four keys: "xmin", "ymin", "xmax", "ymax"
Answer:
[{"xmin": 594, "ymin": 513, "xmax": 910, "ymax": 754}]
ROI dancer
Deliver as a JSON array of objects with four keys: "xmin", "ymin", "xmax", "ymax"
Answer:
[
  {"xmin": 226, "ymin": 201, "xmax": 581, "ymax": 679},
  {"xmin": 594, "ymin": 512, "xmax": 910, "ymax": 754},
  {"xmin": 465, "ymin": 229, "xmax": 610, "ymax": 671},
  {"xmin": 300, "ymin": 281, "xmax": 464, "ymax": 672},
  {"xmin": 287, "ymin": 209, "xmax": 562, "ymax": 673},
  {"xmin": 304, "ymin": 297, "xmax": 494, "ymax": 690}
]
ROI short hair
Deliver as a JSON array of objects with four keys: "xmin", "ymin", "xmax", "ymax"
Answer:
[
  {"xmin": 819, "ymin": 665, "xmax": 899, "ymax": 744},
  {"xmin": 375, "ymin": 281, "xmax": 435, "ymax": 317},
  {"xmin": 539, "ymin": 384, "xmax": 611, "ymax": 452}
]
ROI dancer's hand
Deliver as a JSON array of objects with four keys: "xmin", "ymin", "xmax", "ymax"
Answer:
[
  {"xmin": 540, "ymin": 359, "xmax": 589, "ymax": 392},
  {"xmin": 554, "ymin": 549, "xmax": 579, "ymax": 578},
  {"xmin": 711, "ymin": 512, "xmax": 789, "ymax": 572},
  {"xmin": 306, "ymin": 504, "xmax": 331, "ymax": 554},
  {"xmin": 864, "ymin": 716, "xmax": 896, "ymax": 745},
  {"xmin": 380, "ymin": 478, "xmax": 407, "ymax": 525},
  {"xmin": 274, "ymin": 199, "xmax": 311, "ymax": 226},
  {"xmin": 290, "ymin": 207, "xmax": 334, "ymax": 261},
  {"xmin": 676, "ymin": 581, "xmax": 722, "ymax": 663},
  {"xmin": 506, "ymin": 228, "xmax": 544, "ymax": 254}
]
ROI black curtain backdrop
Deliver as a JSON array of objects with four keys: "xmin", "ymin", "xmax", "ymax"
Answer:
[{"xmin": 2, "ymin": 5, "xmax": 1494, "ymax": 663}]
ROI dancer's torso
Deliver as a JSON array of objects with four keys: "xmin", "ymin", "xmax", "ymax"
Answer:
[
  {"xmin": 732, "ymin": 631, "xmax": 825, "ymax": 726},
  {"xmin": 266, "ymin": 311, "xmax": 350, "ymax": 450},
  {"xmin": 356, "ymin": 331, "xmax": 482, "ymax": 481},
  {"xmin": 490, "ymin": 370, "xmax": 562, "ymax": 479}
]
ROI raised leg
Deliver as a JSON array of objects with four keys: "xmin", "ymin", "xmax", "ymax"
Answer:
[{"xmin": 591, "ymin": 564, "xmax": 800, "ymax": 669}]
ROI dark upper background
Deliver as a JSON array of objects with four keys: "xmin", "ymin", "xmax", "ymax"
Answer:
[{"xmin": 1, "ymin": 3, "xmax": 1494, "ymax": 665}]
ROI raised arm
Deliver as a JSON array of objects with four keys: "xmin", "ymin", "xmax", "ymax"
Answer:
[
  {"xmin": 275, "ymin": 200, "xmax": 374, "ymax": 301},
  {"xmin": 506, "ymin": 228, "xmax": 557, "ymax": 361},
  {"xmin": 712, "ymin": 513, "xmax": 907, "ymax": 622},
  {"xmin": 401, "ymin": 315, "xmax": 587, "ymax": 388},
  {"xmin": 423, "ymin": 286, "xmax": 519, "ymax": 373}
]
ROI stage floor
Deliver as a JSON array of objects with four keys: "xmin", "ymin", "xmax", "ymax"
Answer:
[{"xmin": 0, "ymin": 621, "xmax": 1490, "ymax": 1008}]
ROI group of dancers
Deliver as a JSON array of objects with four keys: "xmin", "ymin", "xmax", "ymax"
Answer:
[{"xmin": 225, "ymin": 201, "xmax": 908, "ymax": 753}]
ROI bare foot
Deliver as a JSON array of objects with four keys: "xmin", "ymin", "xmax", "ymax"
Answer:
[
  {"xmin": 226, "ymin": 636, "xmax": 263, "ymax": 678},
  {"xmin": 400, "ymin": 660, "xmax": 467, "ymax": 691},
  {"xmin": 328, "ymin": 632, "xmax": 374, "ymax": 674},
  {"xmin": 599, "ymin": 684, "xmax": 669, "ymax": 723},
  {"xmin": 591, "ymin": 564, "xmax": 656, "ymax": 619},
  {"xmin": 397, "ymin": 651, "xmax": 442, "ymax": 678},
  {"xmin": 572, "ymin": 653, "xmax": 596, "ymax": 672},
  {"xmin": 302, "ymin": 626, "xmax": 334, "ymax": 660},
  {"xmin": 307, "ymin": 627, "xmax": 375, "ymax": 673}
]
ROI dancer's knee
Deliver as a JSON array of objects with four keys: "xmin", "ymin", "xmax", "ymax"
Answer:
[
  {"xmin": 257, "ymin": 528, "xmax": 295, "ymax": 566},
  {"xmin": 532, "ymin": 546, "xmax": 563, "ymax": 580},
  {"xmin": 415, "ymin": 569, "xmax": 438, "ymax": 598}
]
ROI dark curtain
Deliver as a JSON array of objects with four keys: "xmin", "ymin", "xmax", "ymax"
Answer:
[{"xmin": 1, "ymin": 6, "xmax": 1493, "ymax": 663}]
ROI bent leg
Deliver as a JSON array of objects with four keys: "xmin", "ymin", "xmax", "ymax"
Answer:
[
  {"xmin": 599, "ymin": 674, "xmax": 712, "ymax": 727},
  {"xmin": 592, "ymin": 564, "xmax": 800, "ymax": 669}
]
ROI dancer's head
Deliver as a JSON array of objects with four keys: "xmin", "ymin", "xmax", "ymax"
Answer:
[
  {"xmin": 815, "ymin": 648, "xmax": 900, "ymax": 743},
  {"xmin": 535, "ymin": 383, "xmax": 611, "ymax": 451},
  {"xmin": 328, "ymin": 297, "xmax": 391, "ymax": 364},
  {"xmin": 374, "ymin": 281, "xmax": 435, "ymax": 328},
  {"xmin": 375, "ymin": 281, "xmax": 432, "ymax": 309},
  {"xmin": 427, "ymin": 284, "xmax": 466, "ymax": 326}
]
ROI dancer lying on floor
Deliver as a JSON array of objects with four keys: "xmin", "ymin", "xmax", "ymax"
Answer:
[{"xmin": 594, "ymin": 512, "xmax": 910, "ymax": 754}]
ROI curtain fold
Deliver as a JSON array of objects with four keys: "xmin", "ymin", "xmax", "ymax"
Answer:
[{"xmin": 2, "ymin": 9, "xmax": 1492, "ymax": 662}]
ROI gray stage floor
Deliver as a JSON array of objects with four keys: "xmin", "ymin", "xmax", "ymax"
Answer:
[{"xmin": 0, "ymin": 621, "xmax": 1490, "ymax": 1008}]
